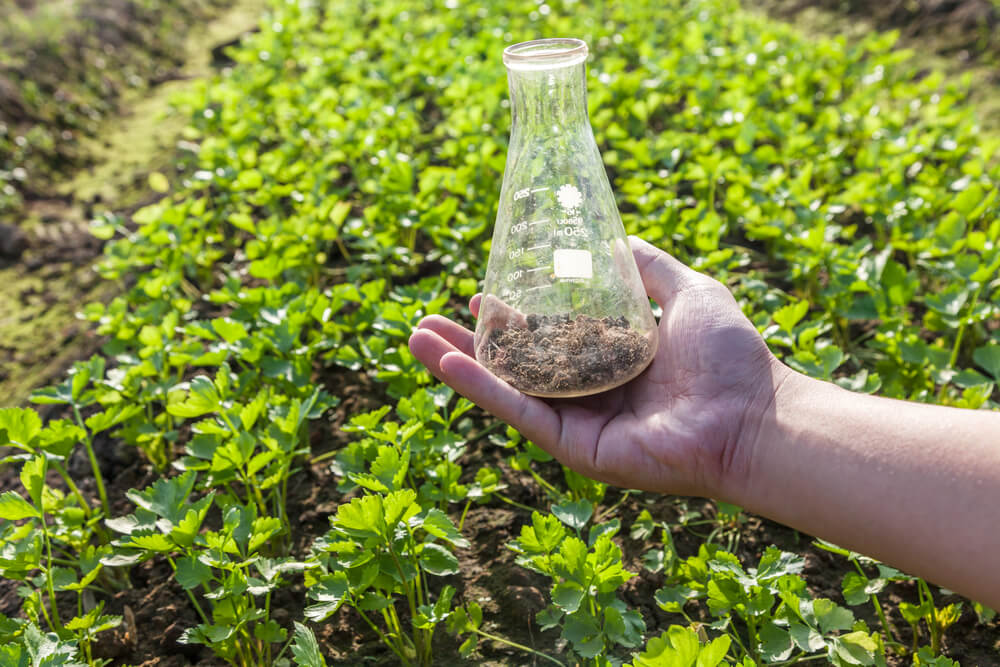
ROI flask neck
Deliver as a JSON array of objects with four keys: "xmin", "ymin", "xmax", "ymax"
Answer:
[
  {"xmin": 507, "ymin": 64, "xmax": 589, "ymax": 134},
  {"xmin": 503, "ymin": 39, "xmax": 590, "ymax": 136}
]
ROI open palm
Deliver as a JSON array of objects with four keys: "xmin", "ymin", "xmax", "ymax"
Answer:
[{"xmin": 408, "ymin": 237, "xmax": 788, "ymax": 500}]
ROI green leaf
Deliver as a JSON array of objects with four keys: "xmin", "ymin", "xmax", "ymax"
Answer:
[
  {"xmin": 254, "ymin": 619, "xmax": 287, "ymax": 644},
  {"xmin": 759, "ymin": 621, "xmax": 794, "ymax": 661},
  {"xmin": 167, "ymin": 376, "xmax": 222, "ymax": 418},
  {"xmin": 148, "ymin": 171, "xmax": 170, "ymax": 193},
  {"xmin": 0, "ymin": 491, "xmax": 39, "ymax": 520},
  {"xmin": 458, "ymin": 635, "xmax": 478, "ymax": 658},
  {"xmin": 0, "ymin": 408, "xmax": 43, "ymax": 451},
  {"xmin": 291, "ymin": 622, "xmax": 328, "ymax": 667},
  {"xmin": 952, "ymin": 183, "xmax": 984, "ymax": 217},
  {"xmin": 233, "ymin": 169, "xmax": 263, "ymax": 191},
  {"xmin": 973, "ymin": 343, "xmax": 1000, "ymax": 382},
  {"xmin": 551, "ymin": 582, "xmax": 586, "ymax": 613},
  {"xmin": 126, "ymin": 471, "xmax": 197, "ymax": 525},
  {"xmin": 85, "ymin": 404, "xmax": 143, "ymax": 435},
  {"xmin": 15, "ymin": 622, "xmax": 86, "ymax": 666},
  {"xmin": 914, "ymin": 647, "xmax": 960, "ymax": 666},
  {"xmin": 813, "ymin": 598, "xmax": 854, "ymax": 634},
  {"xmin": 925, "ymin": 287, "xmax": 968, "ymax": 317},
  {"xmin": 551, "ymin": 499, "xmax": 594, "ymax": 532},
  {"xmin": 516, "ymin": 512, "xmax": 568, "ymax": 554},
  {"xmin": 305, "ymin": 572, "xmax": 350, "ymax": 621},
  {"xmin": 421, "ymin": 508, "xmax": 470, "ymax": 548},
  {"xmin": 124, "ymin": 532, "xmax": 174, "ymax": 552},
  {"xmin": 212, "ymin": 318, "xmax": 250, "ymax": 344},
  {"xmin": 933, "ymin": 211, "xmax": 966, "ymax": 248},
  {"xmin": 699, "ymin": 635, "xmax": 733, "ymax": 667},
  {"xmin": 20, "ymin": 455, "xmax": 46, "ymax": 508},
  {"xmin": 773, "ymin": 300, "xmax": 809, "ymax": 333},
  {"xmin": 419, "ymin": 542, "xmax": 459, "ymax": 576},
  {"xmin": 829, "ymin": 630, "xmax": 878, "ymax": 665},
  {"xmin": 175, "ymin": 555, "xmax": 213, "ymax": 590},
  {"xmin": 334, "ymin": 494, "xmax": 385, "ymax": 539},
  {"xmin": 382, "ymin": 488, "xmax": 419, "ymax": 528},
  {"xmin": 899, "ymin": 602, "xmax": 930, "ymax": 625}
]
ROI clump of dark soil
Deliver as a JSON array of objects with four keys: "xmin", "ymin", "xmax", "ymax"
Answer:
[{"xmin": 482, "ymin": 314, "xmax": 653, "ymax": 396}]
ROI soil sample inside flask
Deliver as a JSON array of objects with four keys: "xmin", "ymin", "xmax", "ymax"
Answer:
[{"xmin": 480, "ymin": 313, "xmax": 655, "ymax": 397}]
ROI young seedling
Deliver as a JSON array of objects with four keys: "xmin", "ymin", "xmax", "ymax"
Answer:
[{"xmin": 510, "ymin": 511, "xmax": 645, "ymax": 665}]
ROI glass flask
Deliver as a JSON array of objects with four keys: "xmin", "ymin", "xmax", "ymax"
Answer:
[{"xmin": 474, "ymin": 38, "xmax": 659, "ymax": 398}]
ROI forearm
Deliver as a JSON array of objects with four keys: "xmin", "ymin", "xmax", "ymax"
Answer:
[{"xmin": 742, "ymin": 369, "xmax": 1000, "ymax": 607}]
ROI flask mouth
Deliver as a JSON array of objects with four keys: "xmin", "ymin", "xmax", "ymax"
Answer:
[{"xmin": 503, "ymin": 38, "xmax": 588, "ymax": 71}]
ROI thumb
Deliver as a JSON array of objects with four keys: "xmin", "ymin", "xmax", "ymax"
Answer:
[{"xmin": 628, "ymin": 235, "xmax": 698, "ymax": 307}]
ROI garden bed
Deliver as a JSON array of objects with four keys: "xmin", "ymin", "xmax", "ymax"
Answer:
[{"xmin": 1, "ymin": 0, "xmax": 998, "ymax": 665}]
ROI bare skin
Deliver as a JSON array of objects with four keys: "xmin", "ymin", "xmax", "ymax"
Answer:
[{"xmin": 409, "ymin": 236, "xmax": 1000, "ymax": 608}]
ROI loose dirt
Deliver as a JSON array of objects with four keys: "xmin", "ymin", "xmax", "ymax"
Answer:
[{"xmin": 482, "ymin": 314, "xmax": 653, "ymax": 396}]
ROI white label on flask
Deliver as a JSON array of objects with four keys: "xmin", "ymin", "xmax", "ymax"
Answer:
[{"xmin": 553, "ymin": 249, "xmax": 593, "ymax": 279}]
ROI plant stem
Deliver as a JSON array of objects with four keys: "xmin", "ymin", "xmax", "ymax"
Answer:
[
  {"xmin": 472, "ymin": 627, "xmax": 567, "ymax": 666},
  {"xmin": 851, "ymin": 560, "xmax": 900, "ymax": 645},
  {"xmin": 167, "ymin": 556, "xmax": 210, "ymax": 625},
  {"xmin": 772, "ymin": 653, "xmax": 829, "ymax": 665},
  {"xmin": 458, "ymin": 499, "xmax": 472, "ymax": 532},
  {"xmin": 359, "ymin": 607, "xmax": 410, "ymax": 666},
  {"xmin": 745, "ymin": 614, "xmax": 759, "ymax": 663},
  {"xmin": 42, "ymin": 525, "xmax": 63, "ymax": 632},
  {"xmin": 73, "ymin": 404, "xmax": 111, "ymax": 518},
  {"xmin": 948, "ymin": 284, "xmax": 981, "ymax": 370},
  {"xmin": 388, "ymin": 547, "xmax": 422, "ymax": 659},
  {"xmin": 51, "ymin": 460, "xmax": 91, "ymax": 518},
  {"xmin": 496, "ymin": 492, "xmax": 536, "ymax": 514},
  {"xmin": 919, "ymin": 579, "xmax": 941, "ymax": 655},
  {"xmin": 594, "ymin": 490, "xmax": 630, "ymax": 523}
]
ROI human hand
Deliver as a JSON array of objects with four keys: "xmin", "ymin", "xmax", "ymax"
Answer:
[{"xmin": 408, "ymin": 236, "xmax": 790, "ymax": 500}]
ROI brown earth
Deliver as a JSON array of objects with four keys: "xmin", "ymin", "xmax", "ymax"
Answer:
[{"xmin": 482, "ymin": 314, "xmax": 653, "ymax": 397}]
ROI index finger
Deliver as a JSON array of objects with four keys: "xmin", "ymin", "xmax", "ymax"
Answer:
[{"xmin": 436, "ymin": 348, "xmax": 563, "ymax": 448}]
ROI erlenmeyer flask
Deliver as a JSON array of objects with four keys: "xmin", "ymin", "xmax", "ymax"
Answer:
[{"xmin": 474, "ymin": 38, "xmax": 658, "ymax": 398}]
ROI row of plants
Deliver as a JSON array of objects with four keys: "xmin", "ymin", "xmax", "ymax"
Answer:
[
  {"xmin": 1, "ymin": 0, "xmax": 998, "ymax": 665},
  {"xmin": 0, "ymin": 0, "xmax": 237, "ymax": 217}
]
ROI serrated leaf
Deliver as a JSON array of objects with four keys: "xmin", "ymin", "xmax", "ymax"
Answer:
[
  {"xmin": 0, "ymin": 491, "xmax": 38, "ymax": 520},
  {"xmin": 773, "ymin": 300, "xmax": 809, "ymax": 333},
  {"xmin": 830, "ymin": 631, "xmax": 878, "ymax": 665},
  {"xmin": 0, "ymin": 408, "xmax": 43, "ymax": 450},
  {"xmin": 20, "ymin": 455, "xmax": 45, "ymax": 508},
  {"xmin": 84, "ymin": 404, "xmax": 143, "ymax": 435},
  {"xmin": 167, "ymin": 376, "xmax": 222, "ymax": 418},
  {"xmin": 305, "ymin": 572, "xmax": 349, "ymax": 621},
  {"xmin": 175, "ymin": 555, "xmax": 213, "ymax": 590},
  {"xmin": 419, "ymin": 542, "xmax": 459, "ymax": 576},
  {"xmin": 759, "ymin": 621, "xmax": 794, "ymax": 661},
  {"xmin": 291, "ymin": 622, "xmax": 327, "ymax": 667},
  {"xmin": 369, "ymin": 444, "xmax": 409, "ymax": 491},
  {"xmin": 126, "ymin": 471, "xmax": 197, "ymax": 525},
  {"xmin": 420, "ymin": 508, "xmax": 470, "ymax": 548},
  {"xmin": 551, "ymin": 581, "xmax": 585, "ymax": 613},
  {"xmin": 516, "ymin": 512, "xmax": 567, "ymax": 555},
  {"xmin": 254, "ymin": 619, "xmax": 286, "ymax": 644}
]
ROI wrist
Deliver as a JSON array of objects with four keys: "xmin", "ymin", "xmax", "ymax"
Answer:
[{"xmin": 710, "ymin": 357, "xmax": 807, "ymax": 505}]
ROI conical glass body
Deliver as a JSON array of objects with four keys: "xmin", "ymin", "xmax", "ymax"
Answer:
[{"xmin": 474, "ymin": 38, "xmax": 658, "ymax": 398}]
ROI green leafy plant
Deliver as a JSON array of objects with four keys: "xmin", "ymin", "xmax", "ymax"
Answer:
[
  {"xmin": 305, "ymin": 487, "xmax": 468, "ymax": 666},
  {"xmin": 656, "ymin": 546, "xmax": 885, "ymax": 665},
  {"xmin": 511, "ymin": 511, "xmax": 645, "ymax": 664},
  {"xmin": 106, "ymin": 471, "xmax": 299, "ymax": 666}
]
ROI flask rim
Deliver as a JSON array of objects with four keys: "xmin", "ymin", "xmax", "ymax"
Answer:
[{"xmin": 503, "ymin": 38, "xmax": 588, "ymax": 71}]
